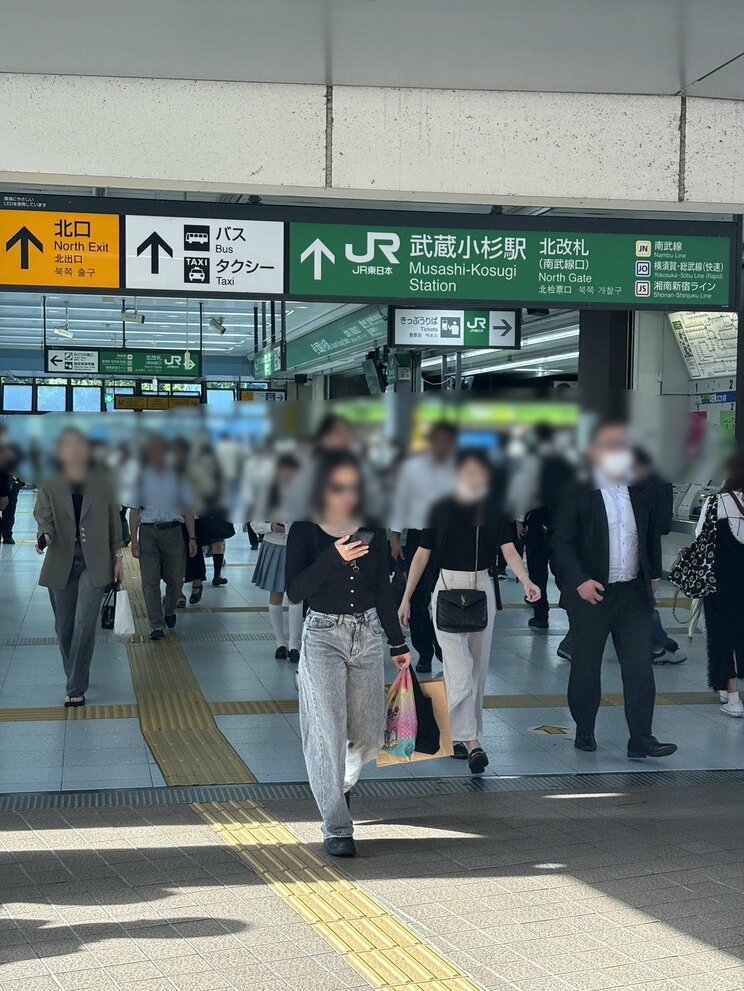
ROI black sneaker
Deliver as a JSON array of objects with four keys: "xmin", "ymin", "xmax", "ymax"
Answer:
[
  {"xmin": 574, "ymin": 732, "xmax": 597, "ymax": 752},
  {"xmin": 415, "ymin": 659, "xmax": 432, "ymax": 674},
  {"xmin": 212, "ymin": 576, "xmax": 228, "ymax": 587},
  {"xmin": 275, "ymin": 646, "xmax": 288, "ymax": 660},
  {"xmin": 150, "ymin": 627, "xmax": 165, "ymax": 641},
  {"xmin": 557, "ymin": 645, "xmax": 572, "ymax": 662},
  {"xmin": 164, "ymin": 613, "xmax": 177, "ymax": 629},
  {"xmin": 324, "ymin": 836, "xmax": 356, "ymax": 858},
  {"xmin": 288, "ymin": 649, "xmax": 300, "ymax": 664},
  {"xmin": 3, "ymin": 537, "xmax": 15, "ymax": 545},
  {"xmin": 528, "ymin": 617, "xmax": 549, "ymax": 631}
]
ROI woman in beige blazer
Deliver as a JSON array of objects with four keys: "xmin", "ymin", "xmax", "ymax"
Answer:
[{"xmin": 34, "ymin": 428, "xmax": 124, "ymax": 707}]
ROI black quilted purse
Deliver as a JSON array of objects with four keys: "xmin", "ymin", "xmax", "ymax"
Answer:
[
  {"xmin": 435, "ymin": 526, "xmax": 488, "ymax": 633},
  {"xmin": 668, "ymin": 495, "xmax": 719, "ymax": 599}
]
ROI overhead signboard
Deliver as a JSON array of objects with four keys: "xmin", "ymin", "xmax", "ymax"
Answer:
[
  {"xmin": 114, "ymin": 395, "xmax": 202, "ymax": 410},
  {"xmin": 668, "ymin": 311, "xmax": 738, "ymax": 379},
  {"xmin": 290, "ymin": 224, "xmax": 733, "ymax": 309},
  {"xmin": 286, "ymin": 306, "xmax": 386, "ymax": 368},
  {"xmin": 1, "ymin": 193, "xmax": 739, "ymax": 311},
  {"xmin": 391, "ymin": 307, "xmax": 520, "ymax": 349},
  {"xmin": 0, "ymin": 209, "xmax": 119, "ymax": 289},
  {"xmin": 45, "ymin": 347, "xmax": 202, "ymax": 378},
  {"xmin": 124, "ymin": 216, "xmax": 284, "ymax": 295},
  {"xmin": 253, "ymin": 345, "xmax": 282, "ymax": 380}
]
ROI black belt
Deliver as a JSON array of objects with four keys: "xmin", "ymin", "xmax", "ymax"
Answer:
[{"xmin": 142, "ymin": 520, "xmax": 182, "ymax": 530}]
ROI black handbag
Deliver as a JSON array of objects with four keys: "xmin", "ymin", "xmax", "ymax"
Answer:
[
  {"xmin": 100, "ymin": 582, "xmax": 119, "ymax": 630},
  {"xmin": 668, "ymin": 492, "xmax": 737, "ymax": 599},
  {"xmin": 410, "ymin": 669, "xmax": 440, "ymax": 754},
  {"xmin": 435, "ymin": 525, "xmax": 488, "ymax": 633}
]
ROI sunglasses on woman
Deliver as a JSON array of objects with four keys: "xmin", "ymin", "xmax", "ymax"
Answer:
[{"xmin": 328, "ymin": 482, "xmax": 360, "ymax": 495}]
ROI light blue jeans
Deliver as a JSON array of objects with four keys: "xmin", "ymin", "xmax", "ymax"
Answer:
[{"xmin": 299, "ymin": 608, "xmax": 386, "ymax": 838}]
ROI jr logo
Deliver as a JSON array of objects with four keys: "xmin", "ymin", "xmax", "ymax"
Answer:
[{"xmin": 345, "ymin": 232, "xmax": 401, "ymax": 265}]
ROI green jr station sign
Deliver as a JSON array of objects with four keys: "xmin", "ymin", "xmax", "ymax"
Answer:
[{"xmin": 290, "ymin": 223, "xmax": 733, "ymax": 310}]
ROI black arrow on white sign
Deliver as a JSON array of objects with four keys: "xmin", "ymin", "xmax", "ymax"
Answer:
[
  {"xmin": 49, "ymin": 354, "xmax": 63, "ymax": 367},
  {"xmin": 495, "ymin": 319, "xmax": 513, "ymax": 336},
  {"xmin": 5, "ymin": 226, "xmax": 43, "ymax": 270},
  {"xmin": 136, "ymin": 232, "xmax": 174, "ymax": 274}
]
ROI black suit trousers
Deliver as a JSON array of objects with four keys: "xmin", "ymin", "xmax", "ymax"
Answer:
[
  {"xmin": 525, "ymin": 507, "xmax": 550, "ymax": 621},
  {"xmin": 567, "ymin": 578, "xmax": 655, "ymax": 741}
]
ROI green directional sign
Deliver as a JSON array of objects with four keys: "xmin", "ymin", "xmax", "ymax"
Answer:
[
  {"xmin": 286, "ymin": 306, "xmax": 386, "ymax": 368},
  {"xmin": 45, "ymin": 347, "xmax": 201, "ymax": 378},
  {"xmin": 290, "ymin": 223, "xmax": 733, "ymax": 309}
]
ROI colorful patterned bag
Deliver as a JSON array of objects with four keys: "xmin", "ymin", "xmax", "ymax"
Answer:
[{"xmin": 383, "ymin": 669, "xmax": 417, "ymax": 758}]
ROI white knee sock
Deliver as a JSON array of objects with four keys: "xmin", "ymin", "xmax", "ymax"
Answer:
[
  {"xmin": 268, "ymin": 603, "xmax": 287, "ymax": 648},
  {"xmin": 288, "ymin": 601, "xmax": 303, "ymax": 651}
]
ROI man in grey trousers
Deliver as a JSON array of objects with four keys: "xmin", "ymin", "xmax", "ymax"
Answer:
[{"xmin": 130, "ymin": 435, "xmax": 197, "ymax": 640}]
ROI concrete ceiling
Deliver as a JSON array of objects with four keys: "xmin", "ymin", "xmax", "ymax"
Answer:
[{"xmin": 1, "ymin": 0, "xmax": 744, "ymax": 98}]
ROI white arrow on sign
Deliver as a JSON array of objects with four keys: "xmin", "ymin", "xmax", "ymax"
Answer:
[{"xmin": 300, "ymin": 238, "xmax": 335, "ymax": 281}]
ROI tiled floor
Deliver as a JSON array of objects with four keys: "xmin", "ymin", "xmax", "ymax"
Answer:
[
  {"xmin": 1, "ymin": 493, "xmax": 742, "ymax": 794},
  {"xmin": 3, "ymin": 782, "xmax": 744, "ymax": 991}
]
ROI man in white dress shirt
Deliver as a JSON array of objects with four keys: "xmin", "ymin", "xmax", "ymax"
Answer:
[
  {"xmin": 389, "ymin": 422, "xmax": 457, "ymax": 672},
  {"xmin": 551, "ymin": 422, "xmax": 677, "ymax": 759}
]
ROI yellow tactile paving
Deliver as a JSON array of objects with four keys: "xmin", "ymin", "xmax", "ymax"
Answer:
[
  {"xmin": 0, "ymin": 689, "xmax": 717, "ymax": 724},
  {"xmin": 121, "ymin": 552, "xmax": 256, "ymax": 786},
  {"xmin": 195, "ymin": 800, "xmax": 483, "ymax": 991},
  {"xmin": 0, "ymin": 703, "xmax": 138, "ymax": 722}
]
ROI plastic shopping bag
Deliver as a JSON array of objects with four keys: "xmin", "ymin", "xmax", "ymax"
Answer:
[
  {"xmin": 382, "ymin": 669, "xmax": 417, "ymax": 758},
  {"xmin": 378, "ymin": 676, "xmax": 453, "ymax": 766},
  {"xmin": 113, "ymin": 588, "xmax": 136, "ymax": 639}
]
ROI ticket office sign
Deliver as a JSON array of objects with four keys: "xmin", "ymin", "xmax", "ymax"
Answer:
[
  {"xmin": 290, "ymin": 224, "xmax": 734, "ymax": 309},
  {"xmin": 391, "ymin": 307, "xmax": 520, "ymax": 349},
  {"xmin": 0, "ymin": 210, "xmax": 120, "ymax": 289}
]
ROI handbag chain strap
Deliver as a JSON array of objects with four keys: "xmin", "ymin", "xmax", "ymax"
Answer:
[{"xmin": 440, "ymin": 524, "xmax": 480, "ymax": 592}]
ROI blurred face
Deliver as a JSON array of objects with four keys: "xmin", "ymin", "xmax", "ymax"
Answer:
[
  {"xmin": 146, "ymin": 437, "xmax": 168, "ymax": 468},
  {"xmin": 430, "ymin": 427, "xmax": 455, "ymax": 461},
  {"xmin": 323, "ymin": 464, "xmax": 361, "ymax": 519},
  {"xmin": 277, "ymin": 463, "xmax": 298, "ymax": 487},
  {"xmin": 456, "ymin": 457, "xmax": 490, "ymax": 500},
  {"xmin": 590, "ymin": 425, "xmax": 633, "ymax": 480},
  {"xmin": 56, "ymin": 432, "xmax": 90, "ymax": 477},
  {"xmin": 320, "ymin": 420, "xmax": 354, "ymax": 451}
]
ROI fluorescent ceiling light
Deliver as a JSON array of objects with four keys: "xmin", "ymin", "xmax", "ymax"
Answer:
[
  {"xmin": 474, "ymin": 350, "xmax": 579, "ymax": 374},
  {"xmin": 420, "ymin": 327, "xmax": 579, "ymax": 370}
]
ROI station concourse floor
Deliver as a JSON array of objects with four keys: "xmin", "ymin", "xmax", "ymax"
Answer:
[{"xmin": 2, "ymin": 493, "xmax": 744, "ymax": 991}]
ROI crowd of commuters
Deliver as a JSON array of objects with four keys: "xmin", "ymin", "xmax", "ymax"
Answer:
[{"xmin": 3, "ymin": 410, "xmax": 741, "ymax": 855}]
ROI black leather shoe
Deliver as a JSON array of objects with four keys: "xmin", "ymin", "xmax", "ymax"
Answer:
[
  {"xmin": 415, "ymin": 659, "xmax": 432, "ymax": 673},
  {"xmin": 274, "ymin": 646, "xmax": 288, "ymax": 660},
  {"xmin": 528, "ymin": 617, "xmax": 549, "ymax": 630},
  {"xmin": 468, "ymin": 748, "xmax": 489, "ymax": 774},
  {"xmin": 164, "ymin": 613, "xmax": 177, "ymax": 629},
  {"xmin": 212, "ymin": 576, "xmax": 228, "ymax": 587},
  {"xmin": 288, "ymin": 649, "xmax": 300, "ymax": 664},
  {"xmin": 3, "ymin": 537, "xmax": 15, "ymax": 545},
  {"xmin": 452, "ymin": 742, "xmax": 469, "ymax": 760},
  {"xmin": 324, "ymin": 836, "xmax": 356, "ymax": 858},
  {"xmin": 627, "ymin": 736, "xmax": 678, "ymax": 759},
  {"xmin": 574, "ymin": 733, "xmax": 597, "ymax": 752},
  {"xmin": 557, "ymin": 646, "xmax": 572, "ymax": 661}
]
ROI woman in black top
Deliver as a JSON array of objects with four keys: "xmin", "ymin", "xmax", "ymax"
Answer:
[
  {"xmin": 399, "ymin": 449, "xmax": 539, "ymax": 774},
  {"xmin": 286, "ymin": 451, "xmax": 411, "ymax": 858}
]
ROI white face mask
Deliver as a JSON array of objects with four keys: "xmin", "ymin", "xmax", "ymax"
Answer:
[
  {"xmin": 455, "ymin": 482, "xmax": 488, "ymax": 503},
  {"xmin": 599, "ymin": 449, "xmax": 633, "ymax": 480}
]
